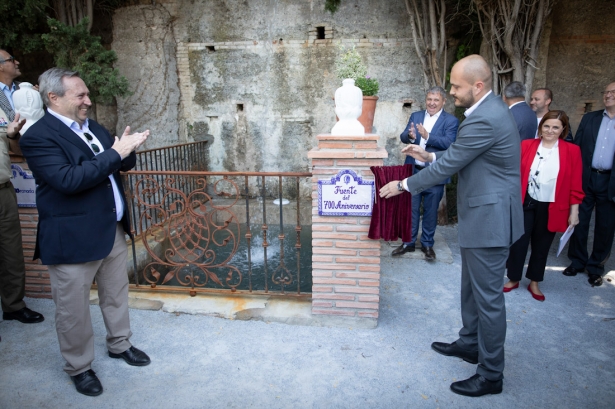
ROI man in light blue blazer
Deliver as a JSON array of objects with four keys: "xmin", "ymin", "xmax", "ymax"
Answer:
[
  {"xmin": 380, "ymin": 55, "xmax": 523, "ymax": 397},
  {"xmin": 393, "ymin": 87, "xmax": 458, "ymax": 261}
]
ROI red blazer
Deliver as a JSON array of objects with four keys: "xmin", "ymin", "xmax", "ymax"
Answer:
[{"xmin": 520, "ymin": 139, "xmax": 585, "ymax": 233}]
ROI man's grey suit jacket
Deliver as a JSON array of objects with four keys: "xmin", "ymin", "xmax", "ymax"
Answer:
[{"xmin": 405, "ymin": 92, "xmax": 524, "ymax": 249}]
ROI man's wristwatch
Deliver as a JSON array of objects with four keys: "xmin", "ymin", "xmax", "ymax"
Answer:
[{"xmin": 397, "ymin": 181, "xmax": 405, "ymax": 192}]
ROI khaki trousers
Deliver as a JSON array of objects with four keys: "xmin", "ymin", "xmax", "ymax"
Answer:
[
  {"xmin": 0, "ymin": 184, "xmax": 27, "ymax": 313},
  {"xmin": 47, "ymin": 224, "xmax": 132, "ymax": 376}
]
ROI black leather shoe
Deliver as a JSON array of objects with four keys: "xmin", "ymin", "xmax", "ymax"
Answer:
[
  {"xmin": 421, "ymin": 246, "xmax": 436, "ymax": 261},
  {"xmin": 563, "ymin": 266, "xmax": 584, "ymax": 277},
  {"xmin": 588, "ymin": 274, "xmax": 603, "ymax": 287},
  {"xmin": 71, "ymin": 369, "xmax": 103, "ymax": 396},
  {"xmin": 2, "ymin": 307, "xmax": 44, "ymax": 323},
  {"xmin": 431, "ymin": 341, "xmax": 478, "ymax": 364},
  {"xmin": 109, "ymin": 346, "xmax": 151, "ymax": 366},
  {"xmin": 450, "ymin": 374, "xmax": 502, "ymax": 397},
  {"xmin": 391, "ymin": 244, "xmax": 415, "ymax": 256}
]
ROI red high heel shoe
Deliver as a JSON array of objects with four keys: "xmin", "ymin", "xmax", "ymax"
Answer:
[
  {"xmin": 503, "ymin": 282, "xmax": 519, "ymax": 293},
  {"xmin": 527, "ymin": 284, "xmax": 545, "ymax": 302}
]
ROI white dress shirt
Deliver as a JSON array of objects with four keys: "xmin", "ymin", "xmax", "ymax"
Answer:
[
  {"xmin": 527, "ymin": 141, "xmax": 559, "ymax": 202},
  {"xmin": 415, "ymin": 109, "xmax": 442, "ymax": 167},
  {"xmin": 47, "ymin": 108, "xmax": 124, "ymax": 221}
]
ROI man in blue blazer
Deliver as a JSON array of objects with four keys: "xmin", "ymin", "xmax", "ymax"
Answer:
[
  {"xmin": 20, "ymin": 68, "xmax": 150, "ymax": 397},
  {"xmin": 393, "ymin": 86, "xmax": 458, "ymax": 260},
  {"xmin": 502, "ymin": 81, "xmax": 537, "ymax": 141},
  {"xmin": 564, "ymin": 81, "xmax": 615, "ymax": 287}
]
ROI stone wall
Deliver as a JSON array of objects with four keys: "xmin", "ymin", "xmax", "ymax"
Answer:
[
  {"xmin": 112, "ymin": 0, "xmax": 424, "ymax": 178},
  {"xmin": 545, "ymin": 0, "xmax": 615, "ymax": 133}
]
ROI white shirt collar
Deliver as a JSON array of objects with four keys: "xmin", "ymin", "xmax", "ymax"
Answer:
[
  {"xmin": 508, "ymin": 101, "xmax": 524, "ymax": 109},
  {"xmin": 48, "ymin": 108, "xmax": 90, "ymax": 132},
  {"xmin": 0, "ymin": 81, "xmax": 16, "ymax": 92},
  {"xmin": 464, "ymin": 90, "xmax": 493, "ymax": 117},
  {"xmin": 425, "ymin": 108, "xmax": 443, "ymax": 119}
]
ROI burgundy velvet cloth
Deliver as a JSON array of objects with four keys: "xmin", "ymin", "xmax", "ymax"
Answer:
[{"xmin": 368, "ymin": 165, "xmax": 413, "ymax": 242}]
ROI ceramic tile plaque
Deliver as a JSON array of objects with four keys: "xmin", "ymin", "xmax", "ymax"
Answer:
[
  {"xmin": 11, "ymin": 164, "xmax": 36, "ymax": 207},
  {"xmin": 318, "ymin": 169, "xmax": 374, "ymax": 216}
]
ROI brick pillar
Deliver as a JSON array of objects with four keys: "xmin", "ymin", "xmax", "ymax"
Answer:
[
  {"xmin": 307, "ymin": 134, "xmax": 387, "ymax": 328},
  {"xmin": 10, "ymin": 155, "xmax": 51, "ymax": 298}
]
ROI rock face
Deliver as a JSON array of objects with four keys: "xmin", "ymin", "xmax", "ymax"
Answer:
[
  {"xmin": 112, "ymin": 0, "xmax": 423, "ymax": 175},
  {"xmin": 113, "ymin": 5, "xmax": 180, "ymax": 149}
]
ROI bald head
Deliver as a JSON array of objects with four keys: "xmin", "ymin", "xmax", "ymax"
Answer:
[
  {"xmin": 456, "ymin": 55, "xmax": 492, "ymax": 90},
  {"xmin": 449, "ymin": 54, "xmax": 492, "ymax": 108}
]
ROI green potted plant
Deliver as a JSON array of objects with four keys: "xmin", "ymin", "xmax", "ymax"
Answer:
[{"xmin": 335, "ymin": 46, "xmax": 379, "ymax": 133}]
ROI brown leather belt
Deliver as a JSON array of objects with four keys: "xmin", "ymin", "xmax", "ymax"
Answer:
[{"xmin": 0, "ymin": 181, "xmax": 12, "ymax": 189}]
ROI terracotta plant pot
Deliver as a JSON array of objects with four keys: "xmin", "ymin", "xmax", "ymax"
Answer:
[{"xmin": 358, "ymin": 96, "xmax": 379, "ymax": 134}]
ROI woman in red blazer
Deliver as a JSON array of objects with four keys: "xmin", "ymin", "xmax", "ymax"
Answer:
[{"xmin": 504, "ymin": 110, "xmax": 584, "ymax": 301}]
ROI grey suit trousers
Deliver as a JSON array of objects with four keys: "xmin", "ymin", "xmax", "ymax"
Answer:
[
  {"xmin": 47, "ymin": 223, "xmax": 132, "ymax": 376},
  {"xmin": 456, "ymin": 246, "xmax": 508, "ymax": 381}
]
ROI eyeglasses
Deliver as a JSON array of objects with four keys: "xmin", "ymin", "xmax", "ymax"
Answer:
[
  {"xmin": 601, "ymin": 90, "xmax": 615, "ymax": 96},
  {"xmin": 83, "ymin": 133, "xmax": 101, "ymax": 154},
  {"xmin": 0, "ymin": 56, "xmax": 15, "ymax": 64}
]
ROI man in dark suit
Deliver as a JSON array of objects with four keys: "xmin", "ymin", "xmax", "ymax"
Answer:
[
  {"xmin": 19, "ymin": 68, "xmax": 150, "ymax": 396},
  {"xmin": 380, "ymin": 55, "xmax": 523, "ymax": 397},
  {"xmin": 502, "ymin": 81, "xmax": 537, "ymax": 141},
  {"xmin": 564, "ymin": 81, "xmax": 615, "ymax": 287},
  {"xmin": 393, "ymin": 87, "xmax": 458, "ymax": 260}
]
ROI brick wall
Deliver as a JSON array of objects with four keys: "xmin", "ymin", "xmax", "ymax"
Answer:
[
  {"xmin": 10, "ymin": 155, "xmax": 51, "ymax": 299},
  {"xmin": 308, "ymin": 133, "xmax": 387, "ymax": 324}
]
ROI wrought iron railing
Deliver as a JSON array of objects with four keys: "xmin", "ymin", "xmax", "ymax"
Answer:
[
  {"xmin": 134, "ymin": 141, "xmax": 209, "ymax": 172},
  {"xmin": 122, "ymin": 170, "xmax": 312, "ymax": 296}
]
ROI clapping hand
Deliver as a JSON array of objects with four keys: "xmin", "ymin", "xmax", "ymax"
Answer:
[
  {"xmin": 408, "ymin": 122, "xmax": 417, "ymax": 142},
  {"xmin": 111, "ymin": 126, "xmax": 149, "ymax": 159},
  {"xmin": 416, "ymin": 123, "xmax": 429, "ymax": 140}
]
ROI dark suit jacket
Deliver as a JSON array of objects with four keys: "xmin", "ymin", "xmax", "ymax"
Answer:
[
  {"xmin": 400, "ymin": 110, "xmax": 458, "ymax": 184},
  {"xmin": 520, "ymin": 139, "xmax": 584, "ymax": 232},
  {"xmin": 510, "ymin": 102, "xmax": 537, "ymax": 141},
  {"xmin": 574, "ymin": 109, "xmax": 615, "ymax": 202},
  {"xmin": 19, "ymin": 112, "xmax": 136, "ymax": 265},
  {"xmin": 405, "ymin": 92, "xmax": 524, "ymax": 248}
]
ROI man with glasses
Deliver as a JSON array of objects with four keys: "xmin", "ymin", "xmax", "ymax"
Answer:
[
  {"xmin": 0, "ymin": 50, "xmax": 21, "ymax": 122},
  {"xmin": 564, "ymin": 82, "xmax": 615, "ymax": 287},
  {"xmin": 19, "ymin": 68, "xmax": 150, "ymax": 397},
  {"xmin": 0, "ymin": 49, "xmax": 44, "ymax": 330}
]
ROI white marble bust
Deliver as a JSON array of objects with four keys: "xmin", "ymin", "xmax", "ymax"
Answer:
[
  {"xmin": 13, "ymin": 82, "xmax": 44, "ymax": 134},
  {"xmin": 331, "ymin": 78, "xmax": 365, "ymax": 136}
]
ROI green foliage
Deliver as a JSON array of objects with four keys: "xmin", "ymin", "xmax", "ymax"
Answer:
[
  {"xmin": 335, "ymin": 46, "xmax": 367, "ymax": 81},
  {"xmin": 325, "ymin": 0, "xmax": 341, "ymax": 13},
  {"xmin": 355, "ymin": 76, "xmax": 379, "ymax": 97},
  {"xmin": 0, "ymin": 0, "xmax": 49, "ymax": 53},
  {"xmin": 335, "ymin": 46, "xmax": 379, "ymax": 96},
  {"xmin": 42, "ymin": 18, "xmax": 130, "ymax": 104}
]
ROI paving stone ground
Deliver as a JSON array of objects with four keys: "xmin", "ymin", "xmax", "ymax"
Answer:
[{"xmin": 1, "ymin": 224, "xmax": 614, "ymax": 409}]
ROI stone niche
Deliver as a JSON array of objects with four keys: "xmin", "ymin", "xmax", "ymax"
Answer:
[{"xmin": 112, "ymin": 0, "xmax": 424, "ymax": 188}]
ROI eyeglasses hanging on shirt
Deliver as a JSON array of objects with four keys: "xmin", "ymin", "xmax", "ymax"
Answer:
[{"xmin": 83, "ymin": 132, "xmax": 101, "ymax": 154}]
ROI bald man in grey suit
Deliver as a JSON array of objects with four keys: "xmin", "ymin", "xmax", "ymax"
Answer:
[{"xmin": 380, "ymin": 55, "xmax": 523, "ymax": 397}]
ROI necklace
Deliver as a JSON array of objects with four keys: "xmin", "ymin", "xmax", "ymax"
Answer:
[{"xmin": 529, "ymin": 140, "xmax": 558, "ymax": 195}]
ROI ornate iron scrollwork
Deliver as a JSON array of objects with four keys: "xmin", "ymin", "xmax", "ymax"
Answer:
[{"xmin": 134, "ymin": 176, "xmax": 242, "ymax": 291}]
